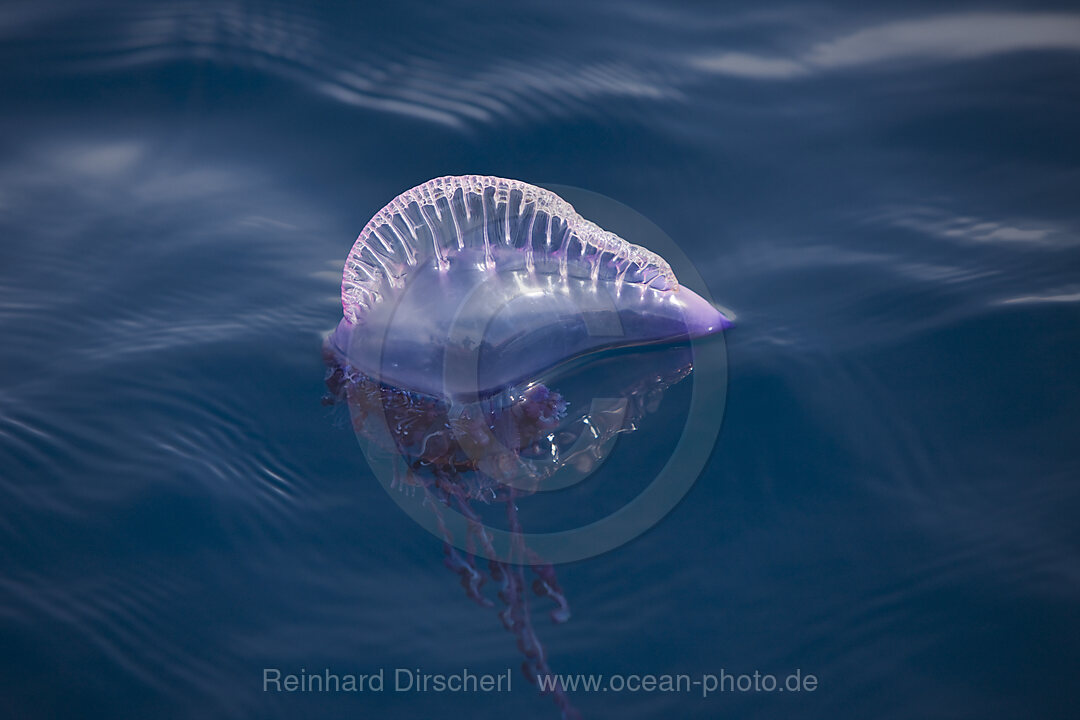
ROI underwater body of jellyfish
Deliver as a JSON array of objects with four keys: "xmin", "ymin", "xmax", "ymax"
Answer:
[{"xmin": 323, "ymin": 176, "xmax": 730, "ymax": 719}]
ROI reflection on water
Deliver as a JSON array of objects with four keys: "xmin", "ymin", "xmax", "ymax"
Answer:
[{"xmin": 1, "ymin": 1, "xmax": 1079, "ymax": 719}]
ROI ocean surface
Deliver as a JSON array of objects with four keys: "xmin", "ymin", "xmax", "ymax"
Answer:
[{"xmin": 1, "ymin": 2, "xmax": 1079, "ymax": 718}]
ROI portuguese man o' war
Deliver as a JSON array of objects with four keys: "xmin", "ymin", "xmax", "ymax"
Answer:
[{"xmin": 323, "ymin": 176, "xmax": 729, "ymax": 719}]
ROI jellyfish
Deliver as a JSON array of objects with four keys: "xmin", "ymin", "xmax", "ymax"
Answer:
[{"xmin": 323, "ymin": 176, "xmax": 729, "ymax": 718}]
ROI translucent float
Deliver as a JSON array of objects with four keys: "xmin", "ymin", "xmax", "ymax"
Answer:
[{"xmin": 328, "ymin": 175, "xmax": 730, "ymax": 398}]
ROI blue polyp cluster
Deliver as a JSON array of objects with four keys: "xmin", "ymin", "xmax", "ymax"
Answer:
[
  {"xmin": 323, "ymin": 342, "xmax": 583, "ymax": 718},
  {"xmin": 323, "ymin": 346, "xmax": 567, "ymax": 497},
  {"xmin": 324, "ymin": 335, "xmax": 704, "ymax": 720}
]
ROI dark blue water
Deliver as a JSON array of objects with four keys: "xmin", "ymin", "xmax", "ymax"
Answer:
[{"xmin": 2, "ymin": 2, "xmax": 1079, "ymax": 718}]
